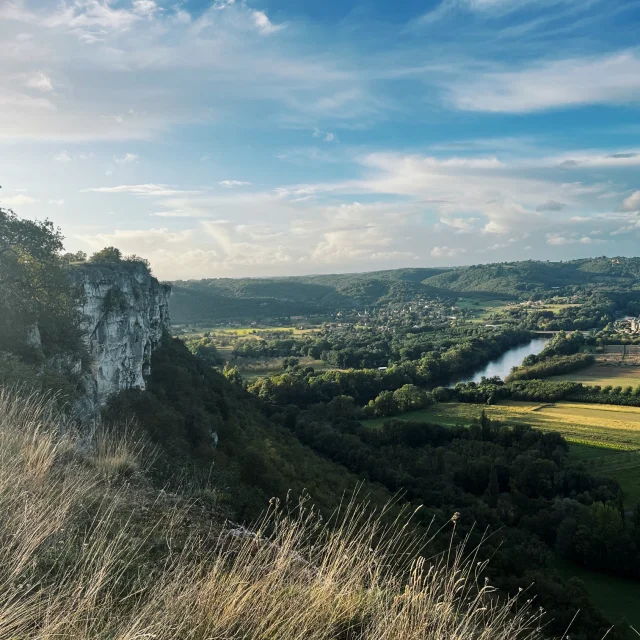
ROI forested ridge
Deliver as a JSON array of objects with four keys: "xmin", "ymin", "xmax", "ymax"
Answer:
[{"xmin": 171, "ymin": 256, "xmax": 640, "ymax": 323}]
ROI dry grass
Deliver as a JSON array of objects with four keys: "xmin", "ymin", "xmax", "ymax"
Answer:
[{"xmin": 0, "ymin": 387, "xmax": 548, "ymax": 639}]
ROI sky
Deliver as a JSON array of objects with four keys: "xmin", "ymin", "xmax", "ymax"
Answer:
[{"xmin": 2, "ymin": 0, "xmax": 640, "ymax": 280}]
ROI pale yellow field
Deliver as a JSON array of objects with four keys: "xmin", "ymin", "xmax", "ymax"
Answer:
[
  {"xmin": 551, "ymin": 364, "xmax": 640, "ymax": 388},
  {"xmin": 364, "ymin": 399, "xmax": 640, "ymax": 504},
  {"xmin": 394, "ymin": 401, "xmax": 640, "ymax": 450}
]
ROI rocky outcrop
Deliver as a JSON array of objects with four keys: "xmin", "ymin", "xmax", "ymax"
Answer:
[{"xmin": 70, "ymin": 263, "xmax": 171, "ymax": 417}]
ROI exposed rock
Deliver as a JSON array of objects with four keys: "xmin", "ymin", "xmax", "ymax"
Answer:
[{"xmin": 70, "ymin": 262, "xmax": 171, "ymax": 418}]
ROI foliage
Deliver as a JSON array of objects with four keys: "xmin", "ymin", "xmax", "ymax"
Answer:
[
  {"xmin": 0, "ymin": 207, "xmax": 84, "ymax": 359},
  {"xmin": 285, "ymin": 402, "xmax": 622, "ymax": 639},
  {"xmin": 101, "ymin": 287, "xmax": 129, "ymax": 314},
  {"xmin": 182, "ymin": 334, "xmax": 225, "ymax": 367},
  {"xmin": 171, "ymin": 256, "xmax": 640, "ymax": 324},
  {"xmin": 89, "ymin": 246, "xmax": 122, "ymax": 263},
  {"xmin": 506, "ymin": 353, "xmax": 595, "ymax": 381},
  {"xmin": 103, "ymin": 337, "xmax": 387, "ymax": 520},
  {"xmin": 89, "ymin": 246, "xmax": 153, "ymax": 271},
  {"xmin": 248, "ymin": 328, "xmax": 532, "ymax": 407}
]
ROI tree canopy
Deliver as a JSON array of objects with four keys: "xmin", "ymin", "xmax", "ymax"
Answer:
[{"xmin": 0, "ymin": 208, "xmax": 82, "ymax": 358}]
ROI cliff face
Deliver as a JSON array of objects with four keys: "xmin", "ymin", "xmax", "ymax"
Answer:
[{"xmin": 70, "ymin": 263, "xmax": 171, "ymax": 415}]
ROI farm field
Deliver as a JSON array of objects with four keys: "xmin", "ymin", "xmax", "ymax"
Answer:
[
  {"xmin": 553, "ymin": 557, "xmax": 640, "ymax": 633},
  {"xmin": 363, "ymin": 400, "xmax": 640, "ymax": 504},
  {"xmin": 235, "ymin": 356, "xmax": 334, "ymax": 380},
  {"xmin": 178, "ymin": 325, "xmax": 321, "ymax": 338},
  {"xmin": 570, "ymin": 443, "xmax": 640, "ymax": 505},
  {"xmin": 551, "ymin": 363, "xmax": 640, "ymax": 388},
  {"xmin": 365, "ymin": 401, "xmax": 640, "ymax": 449},
  {"xmin": 454, "ymin": 298, "xmax": 513, "ymax": 322}
]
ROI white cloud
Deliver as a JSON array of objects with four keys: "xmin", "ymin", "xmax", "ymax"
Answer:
[
  {"xmin": 439, "ymin": 216, "xmax": 478, "ymax": 232},
  {"xmin": 1, "ymin": 194, "xmax": 39, "ymax": 206},
  {"xmin": 251, "ymin": 10, "xmax": 284, "ymax": 35},
  {"xmin": 78, "ymin": 227, "xmax": 193, "ymax": 251},
  {"xmin": 54, "ymin": 150, "xmax": 72, "ymax": 163},
  {"xmin": 219, "ymin": 180, "xmax": 252, "ymax": 188},
  {"xmin": 622, "ymin": 191, "xmax": 640, "ymax": 212},
  {"xmin": 313, "ymin": 128, "xmax": 338, "ymax": 143},
  {"xmin": 114, "ymin": 153, "xmax": 139, "ymax": 164},
  {"xmin": 546, "ymin": 233, "xmax": 605, "ymax": 246},
  {"xmin": 48, "ymin": 198, "xmax": 64, "ymax": 206},
  {"xmin": 449, "ymin": 51, "xmax": 640, "ymax": 113},
  {"xmin": 0, "ymin": 0, "xmax": 371, "ymax": 142},
  {"xmin": 25, "ymin": 71, "xmax": 53, "ymax": 92},
  {"xmin": 132, "ymin": 0, "xmax": 161, "ymax": 18},
  {"xmin": 84, "ymin": 184, "xmax": 199, "ymax": 196},
  {"xmin": 431, "ymin": 246, "xmax": 466, "ymax": 257}
]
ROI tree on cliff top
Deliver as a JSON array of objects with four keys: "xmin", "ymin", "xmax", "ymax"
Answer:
[
  {"xmin": 89, "ymin": 246, "xmax": 152, "ymax": 271},
  {"xmin": 89, "ymin": 246, "xmax": 122, "ymax": 263},
  {"xmin": 0, "ymin": 207, "xmax": 82, "ymax": 359}
]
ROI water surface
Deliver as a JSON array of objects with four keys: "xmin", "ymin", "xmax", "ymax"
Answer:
[{"xmin": 450, "ymin": 337, "xmax": 550, "ymax": 386}]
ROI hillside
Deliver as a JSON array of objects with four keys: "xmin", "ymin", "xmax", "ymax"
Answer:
[
  {"xmin": 0, "ymin": 386, "xmax": 556, "ymax": 640},
  {"xmin": 170, "ymin": 258, "xmax": 640, "ymax": 324},
  {"xmin": 170, "ymin": 268, "xmax": 449, "ymax": 323},
  {"xmin": 421, "ymin": 258, "xmax": 640, "ymax": 296}
]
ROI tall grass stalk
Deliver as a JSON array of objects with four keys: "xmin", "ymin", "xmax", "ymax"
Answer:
[{"xmin": 0, "ymin": 387, "xmax": 546, "ymax": 639}]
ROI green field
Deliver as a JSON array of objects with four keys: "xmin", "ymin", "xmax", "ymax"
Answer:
[
  {"xmin": 454, "ymin": 298, "xmax": 513, "ymax": 322},
  {"xmin": 364, "ymin": 400, "xmax": 640, "ymax": 505},
  {"xmin": 552, "ymin": 364, "xmax": 640, "ymax": 388},
  {"xmin": 179, "ymin": 325, "xmax": 320, "ymax": 338},
  {"xmin": 553, "ymin": 557, "xmax": 640, "ymax": 634}
]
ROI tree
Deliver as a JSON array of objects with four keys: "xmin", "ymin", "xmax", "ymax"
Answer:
[
  {"xmin": 480, "ymin": 410, "xmax": 492, "ymax": 440},
  {"xmin": 0, "ymin": 207, "xmax": 82, "ymax": 358},
  {"xmin": 366, "ymin": 391, "xmax": 398, "ymax": 417},
  {"xmin": 392, "ymin": 384, "xmax": 428, "ymax": 412},
  {"xmin": 485, "ymin": 465, "xmax": 499, "ymax": 507},
  {"xmin": 89, "ymin": 246, "xmax": 122, "ymax": 263}
]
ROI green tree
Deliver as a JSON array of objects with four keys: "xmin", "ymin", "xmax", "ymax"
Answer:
[
  {"xmin": 0, "ymin": 207, "xmax": 82, "ymax": 358},
  {"xmin": 485, "ymin": 465, "xmax": 499, "ymax": 508},
  {"xmin": 89, "ymin": 246, "xmax": 123, "ymax": 263}
]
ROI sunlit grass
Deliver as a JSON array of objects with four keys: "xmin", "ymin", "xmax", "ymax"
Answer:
[{"xmin": 0, "ymin": 387, "xmax": 548, "ymax": 639}]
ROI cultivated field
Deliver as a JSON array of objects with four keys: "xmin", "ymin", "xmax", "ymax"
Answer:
[
  {"xmin": 454, "ymin": 298, "xmax": 513, "ymax": 322},
  {"xmin": 364, "ymin": 400, "xmax": 640, "ymax": 504},
  {"xmin": 367, "ymin": 401, "xmax": 640, "ymax": 449},
  {"xmin": 551, "ymin": 345, "xmax": 640, "ymax": 387},
  {"xmin": 551, "ymin": 364, "xmax": 640, "ymax": 388}
]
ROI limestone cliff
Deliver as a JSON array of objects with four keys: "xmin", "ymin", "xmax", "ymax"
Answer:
[{"xmin": 70, "ymin": 263, "xmax": 171, "ymax": 416}]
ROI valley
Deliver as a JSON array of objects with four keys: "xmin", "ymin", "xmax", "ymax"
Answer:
[{"xmin": 4, "ymin": 208, "xmax": 640, "ymax": 640}]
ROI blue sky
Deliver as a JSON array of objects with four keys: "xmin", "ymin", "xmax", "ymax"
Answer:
[{"xmin": 2, "ymin": 0, "xmax": 640, "ymax": 279}]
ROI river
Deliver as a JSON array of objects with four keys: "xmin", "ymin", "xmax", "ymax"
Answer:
[{"xmin": 450, "ymin": 337, "xmax": 550, "ymax": 386}]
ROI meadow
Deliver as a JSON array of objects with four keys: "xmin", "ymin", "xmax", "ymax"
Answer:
[
  {"xmin": 551, "ymin": 364, "xmax": 640, "ymax": 388},
  {"xmin": 553, "ymin": 558, "xmax": 640, "ymax": 632},
  {"xmin": 364, "ymin": 400, "xmax": 640, "ymax": 505},
  {"xmin": 453, "ymin": 298, "xmax": 513, "ymax": 322}
]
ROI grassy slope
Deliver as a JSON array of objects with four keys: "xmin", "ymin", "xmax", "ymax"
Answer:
[{"xmin": 0, "ymin": 388, "xmax": 546, "ymax": 640}]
